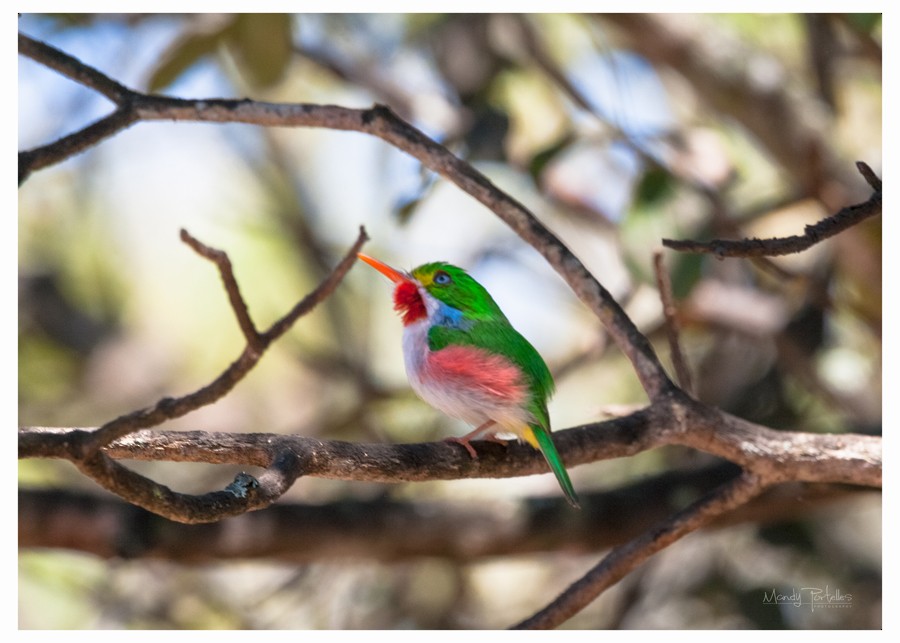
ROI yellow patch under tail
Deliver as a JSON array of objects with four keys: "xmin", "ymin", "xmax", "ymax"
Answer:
[{"xmin": 521, "ymin": 425, "xmax": 541, "ymax": 449}]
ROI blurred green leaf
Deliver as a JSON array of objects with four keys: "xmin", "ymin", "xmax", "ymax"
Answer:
[
  {"xmin": 395, "ymin": 196, "xmax": 423, "ymax": 225},
  {"xmin": 394, "ymin": 172, "xmax": 438, "ymax": 225},
  {"xmin": 634, "ymin": 166, "xmax": 675, "ymax": 208},
  {"xmin": 758, "ymin": 522, "xmax": 817, "ymax": 552},
  {"xmin": 527, "ymin": 132, "xmax": 575, "ymax": 184},
  {"xmin": 669, "ymin": 251, "xmax": 703, "ymax": 300},
  {"xmin": 226, "ymin": 13, "xmax": 294, "ymax": 89},
  {"xmin": 844, "ymin": 13, "xmax": 881, "ymax": 33},
  {"xmin": 735, "ymin": 587, "xmax": 790, "ymax": 629},
  {"xmin": 148, "ymin": 20, "xmax": 231, "ymax": 92},
  {"xmin": 147, "ymin": 14, "xmax": 295, "ymax": 92}
]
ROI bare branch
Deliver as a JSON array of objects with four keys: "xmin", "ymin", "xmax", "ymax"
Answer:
[
  {"xmin": 18, "ymin": 32, "xmax": 134, "ymax": 102},
  {"xmin": 652, "ymin": 252, "xmax": 694, "ymax": 395},
  {"xmin": 662, "ymin": 164, "xmax": 881, "ymax": 257},
  {"xmin": 513, "ymin": 471, "xmax": 766, "ymax": 629},
  {"xmin": 20, "ymin": 228, "xmax": 369, "ymax": 521},
  {"xmin": 69, "ymin": 450, "xmax": 301, "ymax": 524},
  {"xmin": 856, "ymin": 160, "xmax": 882, "ymax": 191},
  {"xmin": 19, "ymin": 401, "xmax": 882, "ymax": 489},
  {"xmin": 21, "ymin": 472, "xmax": 871, "ymax": 561},
  {"xmin": 17, "ymin": 33, "xmax": 141, "ymax": 184},
  {"xmin": 81, "ymin": 226, "xmax": 368, "ymax": 456},
  {"xmin": 179, "ymin": 229, "xmax": 263, "ymax": 350},
  {"xmin": 18, "ymin": 108, "xmax": 139, "ymax": 184}
]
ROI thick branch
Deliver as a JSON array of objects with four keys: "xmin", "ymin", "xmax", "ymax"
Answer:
[
  {"xmin": 20, "ymin": 470, "xmax": 872, "ymax": 561},
  {"xmin": 19, "ymin": 400, "xmax": 882, "ymax": 489}
]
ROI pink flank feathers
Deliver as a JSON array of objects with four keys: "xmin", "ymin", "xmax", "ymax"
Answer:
[
  {"xmin": 408, "ymin": 343, "xmax": 534, "ymax": 432},
  {"xmin": 427, "ymin": 345, "xmax": 526, "ymax": 402}
]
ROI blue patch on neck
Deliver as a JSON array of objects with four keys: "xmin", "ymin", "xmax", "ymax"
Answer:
[{"xmin": 434, "ymin": 302, "xmax": 473, "ymax": 330}]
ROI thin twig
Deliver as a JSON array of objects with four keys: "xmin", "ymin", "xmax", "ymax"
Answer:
[
  {"xmin": 856, "ymin": 160, "xmax": 882, "ymax": 191},
  {"xmin": 179, "ymin": 229, "xmax": 263, "ymax": 351},
  {"xmin": 699, "ymin": 187, "xmax": 804, "ymax": 280},
  {"xmin": 18, "ymin": 107, "xmax": 138, "ymax": 184},
  {"xmin": 652, "ymin": 252, "xmax": 694, "ymax": 395},
  {"xmin": 18, "ymin": 32, "xmax": 134, "ymax": 102},
  {"xmin": 81, "ymin": 227, "xmax": 368, "ymax": 456},
  {"xmin": 664, "ymin": 201, "xmax": 881, "ymax": 255},
  {"xmin": 663, "ymin": 162, "xmax": 881, "ymax": 257}
]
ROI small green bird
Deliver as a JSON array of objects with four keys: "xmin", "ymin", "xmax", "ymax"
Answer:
[{"xmin": 358, "ymin": 253, "xmax": 580, "ymax": 508}]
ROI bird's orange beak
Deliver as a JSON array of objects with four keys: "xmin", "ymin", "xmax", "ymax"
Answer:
[{"xmin": 357, "ymin": 253, "xmax": 409, "ymax": 284}]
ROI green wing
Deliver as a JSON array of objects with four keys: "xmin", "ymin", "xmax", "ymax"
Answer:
[{"xmin": 430, "ymin": 322, "xmax": 580, "ymax": 509}]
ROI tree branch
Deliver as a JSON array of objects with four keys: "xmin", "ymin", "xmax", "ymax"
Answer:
[
  {"xmin": 20, "ymin": 227, "xmax": 369, "ymax": 522},
  {"xmin": 662, "ymin": 162, "xmax": 881, "ymax": 257},
  {"xmin": 80, "ymin": 227, "xmax": 367, "ymax": 458},
  {"xmin": 652, "ymin": 252, "xmax": 694, "ymax": 395},
  {"xmin": 18, "ymin": 32, "xmax": 135, "ymax": 102},
  {"xmin": 69, "ymin": 449, "xmax": 300, "ymax": 523},
  {"xmin": 179, "ymin": 229, "xmax": 263, "ymax": 350},
  {"xmin": 19, "ymin": 399, "xmax": 882, "ymax": 489},
  {"xmin": 20, "ymin": 469, "xmax": 872, "ymax": 562},
  {"xmin": 513, "ymin": 471, "xmax": 766, "ymax": 629}
]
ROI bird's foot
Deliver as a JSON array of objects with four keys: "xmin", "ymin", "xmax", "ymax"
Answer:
[
  {"xmin": 444, "ymin": 420, "xmax": 505, "ymax": 459},
  {"xmin": 444, "ymin": 436, "xmax": 479, "ymax": 458},
  {"xmin": 444, "ymin": 434, "xmax": 509, "ymax": 459}
]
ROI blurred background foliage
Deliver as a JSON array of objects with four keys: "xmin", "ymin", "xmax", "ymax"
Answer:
[{"xmin": 19, "ymin": 13, "xmax": 881, "ymax": 629}]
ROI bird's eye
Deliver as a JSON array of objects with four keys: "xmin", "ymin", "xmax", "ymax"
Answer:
[{"xmin": 434, "ymin": 271, "xmax": 452, "ymax": 285}]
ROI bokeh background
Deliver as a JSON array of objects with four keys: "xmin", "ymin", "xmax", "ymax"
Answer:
[{"xmin": 19, "ymin": 13, "xmax": 881, "ymax": 629}]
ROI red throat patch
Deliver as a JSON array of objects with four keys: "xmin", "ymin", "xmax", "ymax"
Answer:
[{"xmin": 393, "ymin": 281, "xmax": 427, "ymax": 325}]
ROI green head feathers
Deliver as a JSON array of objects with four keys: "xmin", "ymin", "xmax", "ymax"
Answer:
[{"xmin": 411, "ymin": 262, "xmax": 507, "ymax": 321}]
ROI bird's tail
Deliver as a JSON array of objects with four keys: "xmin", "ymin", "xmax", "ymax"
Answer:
[{"xmin": 524, "ymin": 425, "xmax": 581, "ymax": 509}]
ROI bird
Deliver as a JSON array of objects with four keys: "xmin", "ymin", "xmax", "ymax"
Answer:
[{"xmin": 357, "ymin": 253, "xmax": 580, "ymax": 508}]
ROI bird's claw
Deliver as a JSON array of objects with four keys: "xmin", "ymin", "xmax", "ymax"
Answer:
[
  {"xmin": 444, "ymin": 435, "xmax": 510, "ymax": 459},
  {"xmin": 444, "ymin": 436, "xmax": 479, "ymax": 459}
]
